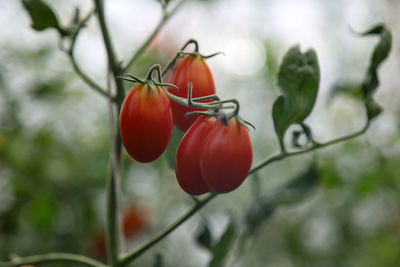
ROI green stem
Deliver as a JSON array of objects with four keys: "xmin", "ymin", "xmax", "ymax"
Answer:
[
  {"xmin": 68, "ymin": 53, "xmax": 113, "ymax": 100},
  {"xmin": 94, "ymin": 0, "xmax": 125, "ymax": 106},
  {"xmin": 0, "ymin": 253, "xmax": 107, "ymax": 267},
  {"xmin": 0, "ymin": 121, "xmax": 370, "ymax": 267},
  {"xmin": 122, "ymin": 0, "xmax": 188, "ymax": 73},
  {"xmin": 181, "ymin": 39, "xmax": 199, "ymax": 52},
  {"xmin": 119, "ymin": 121, "xmax": 370, "ymax": 266},
  {"xmin": 161, "ymin": 38, "xmax": 201, "ymax": 76},
  {"xmin": 66, "ymin": 9, "xmax": 114, "ymax": 101},
  {"xmin": 94, "ymin": 0, "xmax": 126, "ymax": 266},
  {"xmin": 119, "ymin": 192, "xmax": 217, "ymax": 266},
  {"xmin": 250, "ymin": 122, "xmax": 370, "ymax": 174}
]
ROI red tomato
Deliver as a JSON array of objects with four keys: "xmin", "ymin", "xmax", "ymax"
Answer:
[
  {"xmin": 200, "ymin": 117, "xmax": 252, "ymax": 193},
  {"xmin": 91, "ymin": 204, "xmax": 149, "ymax": 258},
  {"xmin": 175, "ymin": 116, "xmax": 217, "ymax": 195},
  {"xmin": 122, "ymin": 204, "xmax": 148, "ymax": 238},
  {"xmin": 119, "ymin": 83, "xmax": 173, "ymax": 163},
  {"xmin": 91, "ymin": 232, "xmax": 107, "ymax": 259},
  {"xmin": 168, "ymin": 55, "xmax": 216, "ymax": 132}
]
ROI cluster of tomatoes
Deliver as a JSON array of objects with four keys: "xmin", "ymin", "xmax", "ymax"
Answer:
[{"xmin": 119, "ymin": 42, "xmax": 253, "ymax": 195}]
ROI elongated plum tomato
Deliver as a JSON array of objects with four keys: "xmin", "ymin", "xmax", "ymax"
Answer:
[
  {"xmin": 175, "ymin": 116, "xmax": 217, "ymax": 195},
  {"xmin": 168, "ymin": 55, "xmax": 216, "ymax": 132},
  {"xmin": 200, "ymin": 117, "xmax": 252, "ymax": 193},
  {"xmin": 119, "ymin": 83, "xmax": 173, "ymax": 163}
]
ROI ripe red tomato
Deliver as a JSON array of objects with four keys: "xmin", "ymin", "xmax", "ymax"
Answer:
[
  {"xmin": 119, "ymin": 83, "xmax": 173, "ymax": 163},
  {"xmin": 200, "ymin": 117, "xmax": 252, "ymax": 193},
  {"xmin": 122, "ymin": 204, "xmax": 148, "ymax": 238},
  {"xmin": 175, "ymin": 116, "xmax": 217, "ymax": 195},
  {"xmin": 168, "ymin": 55, "xmax": 216, "ymax": 132},
  {"xmin": 91, "ymin": 204, "xmax": 149, "ymax": 258}
]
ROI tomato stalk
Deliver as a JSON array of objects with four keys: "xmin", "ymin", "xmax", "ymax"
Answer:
[
  {"xmin": 120, "ymin": 64, "xmax": 241, "ymax": 120},
  {"xmin": 161, "ymin": 39, "xmax": 223, "ymax": 76},
  {"xmin": 122, "ymin": 0, "xmax": 188, "ymax": 73},
  {"xmin": 63, "ymin": 8, "xmax": 115, "ymax": 101},
  {"xmin": 0, "ymin": 253, "xmax": 108, "ymax": 267},
  {"xmin": 94, "ymin": 0, "xmax": 126, "ymax": 266},
  {"xmin": 181, "ymin": 38, "xmax": 199, "ymax": 53}
]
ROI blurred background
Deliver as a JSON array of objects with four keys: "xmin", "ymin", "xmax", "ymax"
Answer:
[{"xmin": 0, "ymin": 0, "xmax": 399, "ymax": 266}]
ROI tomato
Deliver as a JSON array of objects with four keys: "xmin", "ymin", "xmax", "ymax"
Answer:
[
  {"xmin": 91, "ymin": 204, "xmax": 149, "ymax": 258},
  {"xmin": 119, "ymin": 83, "xmax": 173, "ymax": 163},
  {"xmin": 200, "ymin": 117, "xmax": 252, "ymax": 193},
  {"xmin": 91, "ymin": 232, "xmax": 107, "ymax": 259},
  {"xmin": 175, "ymin": 116, "xmax": 217, "ymax": 195},
  {"xmin": 122, "ymin": 204, "xmax": 148, "ymax": 238},
  {"xmin": 168, "ymin": 55, "xmax": 216, "ymax": 132}
]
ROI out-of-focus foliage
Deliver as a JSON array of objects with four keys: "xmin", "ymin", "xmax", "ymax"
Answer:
[
  {"xmin": 22, "ymin": 0, "xmax": 68, "ymax": 36},
  {"xmin": 272, "ymin": 46, "xmax": 320, "ymax": 148},
  {"xmin": 0, "ymin": 47, "xmax": 108, "ymax": 259},
  {"xmin": 0, "ymin": 0, "xmax": 399, "ymax": 267}
]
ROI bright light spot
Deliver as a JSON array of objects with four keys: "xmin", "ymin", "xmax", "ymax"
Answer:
[{"xmin": 223, "ymin": 38, "xmax": 266, "ymax": 76}]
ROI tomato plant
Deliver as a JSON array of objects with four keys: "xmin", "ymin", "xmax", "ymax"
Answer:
[
  {"xmin": 91, "ymin": 204, "xmax": 149, "ymax": 258},
  {"xmin": 11, "ymin": 0, "xmax": 393, "ymax": 265},
  {"xmin": 200, "ymin": 116, "xmax": 253, "ymax": 193},
  {"xmin": 175, "ymin": 115, "xmax": 217, "ymax": 195},
  {"xmin": 168, "ymin": 55, "xmax": 216, "ymax": 132},
  {"xmin": 119, "ymin": 83, "xmax": 173, "ymax": 163}
]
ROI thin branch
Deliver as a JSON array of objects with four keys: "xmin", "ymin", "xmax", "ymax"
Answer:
[
  {"xmin": 120, "ymin": 192, "xmax": 217, "ymax": 266},
  {"xmin": 66, "ymin": 9, "xmax": 115, "ymax": 101},
  {"xmin": 94, "ymin": 0, "xmax": 125, "ymax": 105},
  {"xmin": 118, "ymin": 121, "xmax": 371, "ymax": 266},
  {"xmin": 0, "ymin": 253, "xmax": 107, "ymax": 267},
  {"xmin": 107, "ymin": 63, "xmax": 124, "ymax": 260},
  {"xmin": 249, "ymin": 122, "xmax": 370, "ymax": 174},
  {"xmin": 94, "ymin": 0, "xmax": 126, "ymax": 266},
  {"xmin": 122, "ymin": 0, "xmax": 188, "ymax": 73},
  {"xmin": 68, "ymin": 53, "xmax": 114, "ymax": 100}
]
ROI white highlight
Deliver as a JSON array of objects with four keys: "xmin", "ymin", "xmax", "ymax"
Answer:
[{"xmin": 223, "ymin": 38, "xmax": 266, "ymax": 76}]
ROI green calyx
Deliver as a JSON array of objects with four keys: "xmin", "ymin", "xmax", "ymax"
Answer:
[{"xmin": 118, "ymin": 64, "xmax": 178, "ymax": 93}]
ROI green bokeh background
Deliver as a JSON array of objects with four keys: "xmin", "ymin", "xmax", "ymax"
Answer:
[{"xmin": 0, "ymin": 0, "xmax": 399, "ymax": 266}]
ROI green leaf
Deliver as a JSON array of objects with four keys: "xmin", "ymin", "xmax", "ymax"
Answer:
[
  {"xmin": 365, "ymin": 98, "xmax": 382, "ymax": 120},
  {"xmin": 273, "ymin": 163, "xmax": 319, "ymax": 205},
  {"xmin": 22, "ymin": 0, "xmax": 67, "ymax": 36},
  {"xmin": 291, "ymin": 130, "xmax": 302, "ymax": 148},
  {"xmin": 29, "ymin": 79, "xmax": 66, "ymax": 100},
  {"xmin": 291, "ymin": 123, "xmax": 314, "ymax": 148},
  {"xmin": 359, "ymin": 24, "xmax": 392, "ymax": 120},
  {"xmin": 272, "ymin": 45, "xmax": 320, "ymax": 149},
  {"xmin": 196, "ymin": 221, "xmax": 214, "ymax": 251},
  {"xmin": 208, "ymin": 221, "xmax": 237, "ymax": 267},
  {"xmin": 22, "ymin": 191, "xmax": 57, "ymax": 230},
  {"xmin": 360, "ymin": 24, "xmax": 392, "ymax": 98},
  {"xmin": 329, "ymin": 24, "xmax": 391, "ymax": 122},
  {"xmin": 320, "ymin": 165, "xmax": 343, "ymax": 188}
]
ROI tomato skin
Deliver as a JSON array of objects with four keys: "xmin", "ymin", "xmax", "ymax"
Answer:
[
  {"xmin": 119, "ymin": 83, "xmax": 173, "ymax": 163},
  {"xmin": 175, "ymin": 116, "xmax": 217, "ymax": 195},
  {"xmin": 200, "ymin": 118, "xmax": 252, "ymax": 193},
  {"xmin": 168, "ymin": 55, "xmax": 216, "ymax": 132},
  {"xmin": 122, "ymin": 205, "xmax": 148, "ymax": 238}
]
